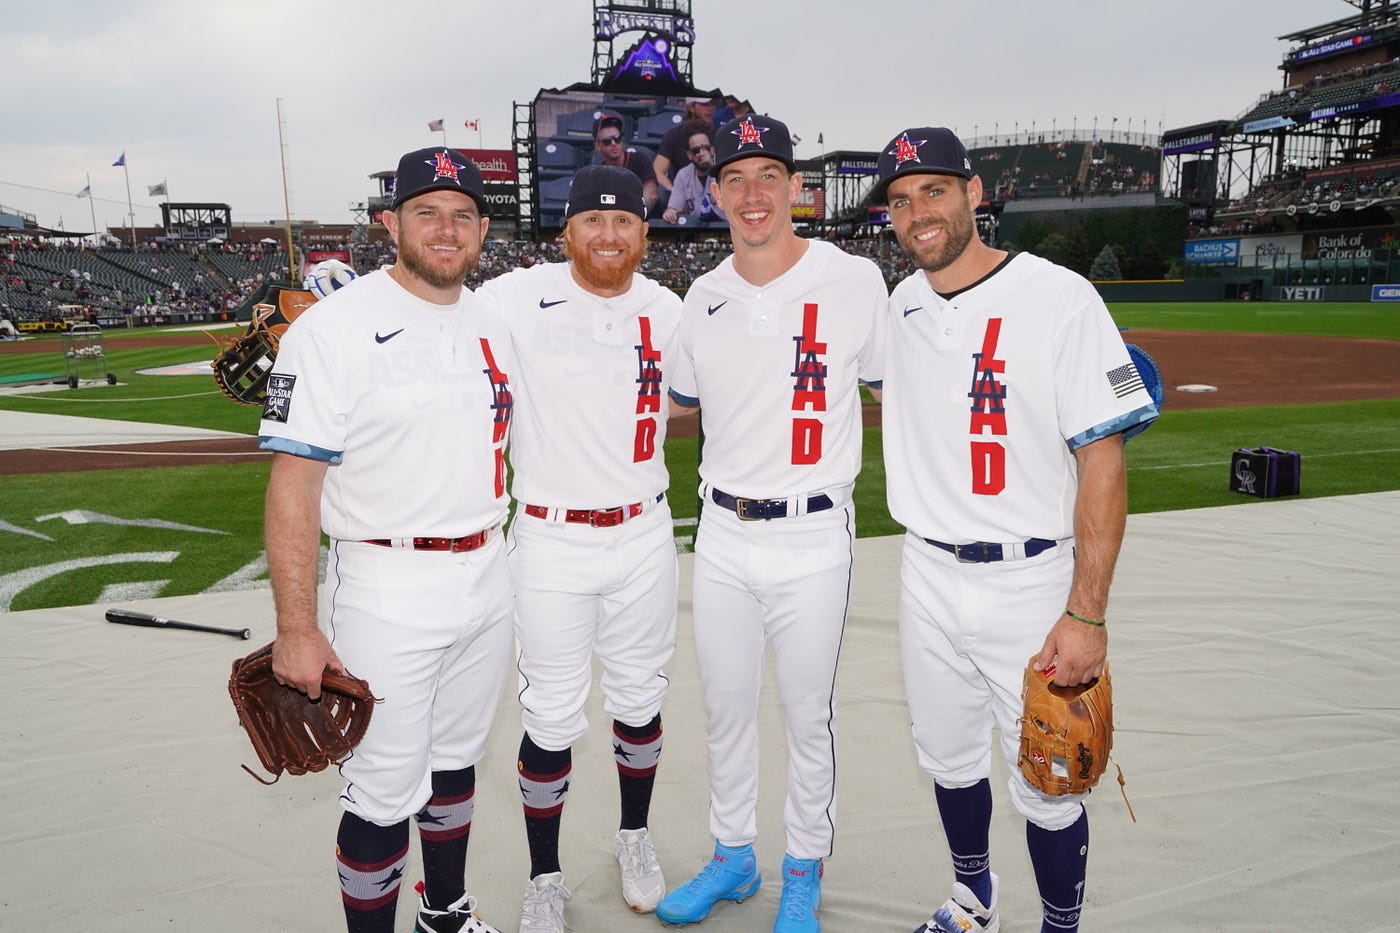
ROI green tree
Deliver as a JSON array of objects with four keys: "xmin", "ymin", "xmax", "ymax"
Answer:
[
  {"xmin": 1034, "ymin": 232, "xmax": 1072, "ymax": 267},
  {"xmin": 1090, "ymin": 244, "xmax": 1123, "ymax": 280}
]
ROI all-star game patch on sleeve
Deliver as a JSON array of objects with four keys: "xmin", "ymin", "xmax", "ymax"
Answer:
[
  {"xmin": 262, "ymin": 374, "xmax": 296, "ymax": 423},
  {"xmin": 1105, "ymin": 361, "xmax": 1145, "ymax": 399}
]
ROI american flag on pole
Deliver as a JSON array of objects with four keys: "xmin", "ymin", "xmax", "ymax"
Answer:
[
  {"xmin": 1105, "ymin": 362, "xmax": 1145, "ymax": 398},
  {"xmin": 428, "ymin": 118, "xmax": 444, "ymax": 132}
]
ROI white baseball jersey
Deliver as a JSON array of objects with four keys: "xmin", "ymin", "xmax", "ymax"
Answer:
[
  {"xmin": 671, "ymin": 239, "xmax": 887, "ymax": 496},
  {"xmin": 476, "ymin": 262, "xmax": 682, "ymax": 507},
  {"xmin": 258, "ymin": 268, "xmax": 514, "ymax": 540},
  {"xmin": 883, "ymin": 251, "xmax": 1157, "ymax": 543}
]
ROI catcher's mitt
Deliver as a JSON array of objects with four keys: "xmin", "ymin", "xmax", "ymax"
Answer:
[
  {"xmin": 1017, "ymin": 656, "xmax": 1113, "ymax": 796},
  {"xmin": 210, "ymin": 282, "xmax": 317, "ymax": 406},
  {"xmin": 228, "ymin": 642, "xmax": 375, "ymax": 785}
]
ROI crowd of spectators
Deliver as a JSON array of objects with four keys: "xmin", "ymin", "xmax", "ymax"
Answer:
[
  {"xmin": 976, "ymin": 139, "xmax": 1159, "ymax": 202},
  {"xmin": 2, "ymin": 239, "xmax": 289, "ymax": 326},
  {"xmin": 3, "ymin": 233, "xmax": 925, "ymax": 326},
  {"xmin": 1240, "ymin": 56, "xmax": 1400, "ymax": 125},
  {"xmin": 1197, "ymin": 162, "xmax": 1400, "ymax": 236}
]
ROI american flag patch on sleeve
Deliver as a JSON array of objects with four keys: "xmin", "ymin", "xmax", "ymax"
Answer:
[{"xmin": 1105, "ymin": 362, "xmax": 1145, "ymax": 398}]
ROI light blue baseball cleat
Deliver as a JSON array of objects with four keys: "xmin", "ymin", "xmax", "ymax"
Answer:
[
  {"xmin": 772, "ymin": 854, "xmax": 823, "ymax": 932},
  {"xmin": 655, "ymin": 841, "xmax": 762, "ymax": 926}
]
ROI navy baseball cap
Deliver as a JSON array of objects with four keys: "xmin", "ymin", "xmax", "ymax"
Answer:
[
  {"xmin": 871, "ymin": 127, "xmax": 974, "ymax": 204},
  {"xmin": 564, "ymin": 165, "xmax": 647, "ymax": 220},
  {"xmin": 390, "ymin": 147, "xmax": 487, "ymax": 212},
  {"xmin": 712, "ymin": 114, "xmax": 796, "ymax": 173}
]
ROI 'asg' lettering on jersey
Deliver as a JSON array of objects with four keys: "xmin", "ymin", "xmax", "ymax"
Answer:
[
  {"xmin": 633, "ymin": 316, "xmax": 663, "ymax": 462},
  {"xmin": 790, "ymin": 302, "xmax": 828, "ymax": 465},
  {"xmin": 967, "ymin": 318, "xmax": 1007, "ymax": 496},
  {"xmin": 479, "ymin": 337, "xmax": 513, "ymax": 498}
]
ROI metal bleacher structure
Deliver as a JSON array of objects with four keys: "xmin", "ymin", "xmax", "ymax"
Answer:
[
  {"xmin": 1157, "ymin": 0, "xmax": 1400, "ymax": 298},
  {"xmin": 1164, "ymin": 4, "xmax": 1400, "ymax": 226},
  {"xmin": 3, "ymin": 244, "xmax": 292, "ymax": 326}
]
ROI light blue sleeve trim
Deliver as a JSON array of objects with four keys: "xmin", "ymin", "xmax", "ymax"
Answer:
[
  {"xmin": 258, "ymin": 435, "xmax": 344, "ymax": 464},
  {"xmin": 1066, "ymin": 404, "xmax": 1159, "ymax": 450},
  {"xmin": 668, "ymin": 388, "xmax": 700, "ymax": 407},
  {"xmin": 861, "ymin": 378, "xmax": 884, "ymax": 389}
]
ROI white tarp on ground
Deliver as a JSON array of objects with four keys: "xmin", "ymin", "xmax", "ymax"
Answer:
[
  {"xmin": 0, "ymin": 409, "xmax": 247, "ymax": 450},
  {"xmin": 2, "ymin": 492, "xmax": 1398, "ymax": 932}
]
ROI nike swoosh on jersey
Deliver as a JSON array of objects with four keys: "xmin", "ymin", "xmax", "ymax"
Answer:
[
  {"xmin": 539, "ymin": 298, "xmax": 567, "ymax": 309},
  {"xmin": 707, "ymin": 301, "xmax": 727, "ymax": 315},
  {"xmin": 903, "ymin": 306, "xmax": 923, "ymax": 317},
  {"xmin": 375, "ymin": 328, "xmax": 405, "ymax": 343}
]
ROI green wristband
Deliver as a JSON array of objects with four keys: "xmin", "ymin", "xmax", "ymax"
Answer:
[{"xmin": 1065, "ymin": 610, "xmax": 1105, "ymax": 627}]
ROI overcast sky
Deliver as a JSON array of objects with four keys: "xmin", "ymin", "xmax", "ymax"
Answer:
[{"xmin": 2, "ymin": 0, "xmax": 1337, "ymax": 235}]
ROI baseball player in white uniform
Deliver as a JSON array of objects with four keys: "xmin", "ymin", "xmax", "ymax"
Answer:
[
  {"xmin": 475, "ymin": 165, "xmax": 682, "ymax": 933},
  {"xmin": 657, "ymin": 114, "xmax": 888, "ymax": 933},
  {"xmin": 871, "ymin": 127, "xmax": 1158, "ymax": 933},
  {"xmin": 261, "ymin": 147, "xmax": 513, "ymax": 933}
]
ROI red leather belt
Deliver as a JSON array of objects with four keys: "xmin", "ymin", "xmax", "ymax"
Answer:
[
  {"xmin": 363, "ymin": 527, "xmax": 494, "ymax": 552},
  {"xmin": 522, "ymin": 493, "xmax": 663, "ymax": 528}
]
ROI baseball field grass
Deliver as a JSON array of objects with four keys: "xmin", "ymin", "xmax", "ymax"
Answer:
[{"xmin": 1, "ymin": 300, "xmax": 1397, "ymax": 611}]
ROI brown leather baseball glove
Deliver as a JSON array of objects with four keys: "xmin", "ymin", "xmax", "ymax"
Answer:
[
  {"xmin": 210, "ymin": 283, "xmax": 317, "ymax": 406},
  {"xmin": 1017, "ymin": 655, "xmax": 1113, "ymax": 796},
  {"xmin": 228, "ymin": 642, "xmax": 375, "ymax": 784}
]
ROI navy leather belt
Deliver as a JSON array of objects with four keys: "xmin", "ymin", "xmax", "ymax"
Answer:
[
  {"xmin": 711, "ymin": 488, "xmax": 834, "ymax": 521},
  {"xmin": 923, "ymin": 537, "xmax": 1058, "ymax": 563}
]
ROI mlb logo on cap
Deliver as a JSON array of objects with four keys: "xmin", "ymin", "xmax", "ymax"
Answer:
[
  {"xmin": 564, "ymin": 165, "xmax": 646, "ymax": 220},
  {"xmin": 390, "ymin": 146, "xmax": 487, "ymax": 211},
  {"xmin": 870, "ymin": 126, "xmax": 974, "ymax": 204}
]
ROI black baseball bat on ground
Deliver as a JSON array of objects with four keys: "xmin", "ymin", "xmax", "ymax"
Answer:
[{"xmin": 105, "ymin": 608, "xmax": 252, "ymax": 640}]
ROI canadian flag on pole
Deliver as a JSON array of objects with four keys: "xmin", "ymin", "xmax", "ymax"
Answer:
[{"xmin": 466, "ymin": 118, "xmax": 480, "ymax": 131}]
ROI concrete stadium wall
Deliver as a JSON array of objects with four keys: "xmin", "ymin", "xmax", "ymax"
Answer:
[{"xmin": 1093, "ymin": 279, "xmax": 1226, "ymax": 301}]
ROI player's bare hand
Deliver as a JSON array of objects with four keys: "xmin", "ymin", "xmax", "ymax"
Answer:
[
  {"xmin": 1034, "ymin": 612, "xmax": 1107, "ymax": 686},
  {"xmin": 271, "ymin": 627, "xmax": 342, "ymax": 700}
]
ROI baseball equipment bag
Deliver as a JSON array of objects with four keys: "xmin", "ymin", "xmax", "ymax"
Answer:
[
  {"xmin": 228, "ymin": 642, "xmax": 376, "ymax": 784},
  {"xmin": 210, "ymin": 281, "xmax": 317, "ymax": 406},
  {"xmin": 1017, "ymin": 656, "xmax": 1114, "ymax": 796}
]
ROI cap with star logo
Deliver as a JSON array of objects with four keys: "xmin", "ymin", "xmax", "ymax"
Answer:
[
  {"xmin": 564, "ymin": 165, "xmax": 647, "ymax": 220},
  {"xmin": 390, "ymin": 147, "xmax": 487, "ymax": 212},
  {"xmin": 712, "ymin": 114, "xmax": 797, "ymax": 174},
  {"xmin": 871, "ymin": 126, "xmax": 973, "ymax": 204}
]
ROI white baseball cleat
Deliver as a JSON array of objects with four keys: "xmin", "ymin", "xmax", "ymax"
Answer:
[
  {"xmin": 913, "ymin": 873, "xmax": 1000, "ymax": 933},
  {"xmin": 518, "ymin": 871, "xmax": 571, "ymax": 933},
  {"xmin": 413, "ymin": 881, "xmax": 502, "ymax": 933},
  {"xmin": 615, "ymin": 826, "xmax": 666, "ymax": 912}
]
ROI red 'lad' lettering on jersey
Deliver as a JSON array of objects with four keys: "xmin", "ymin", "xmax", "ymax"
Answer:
[
  {"xmin": 479, "ymin": 337, "xmax": 513, "ymax": 497},
  {"xmin": 790, "ymin": 302, "xmax": 828, "ymax": 465},
  {"xmin": 966, "ymin": 318, "xmax": 1007, "ymax": 495},
  {"xmin": 633, "ymin": 316, "xmax": 662, "ymax": 462}
]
